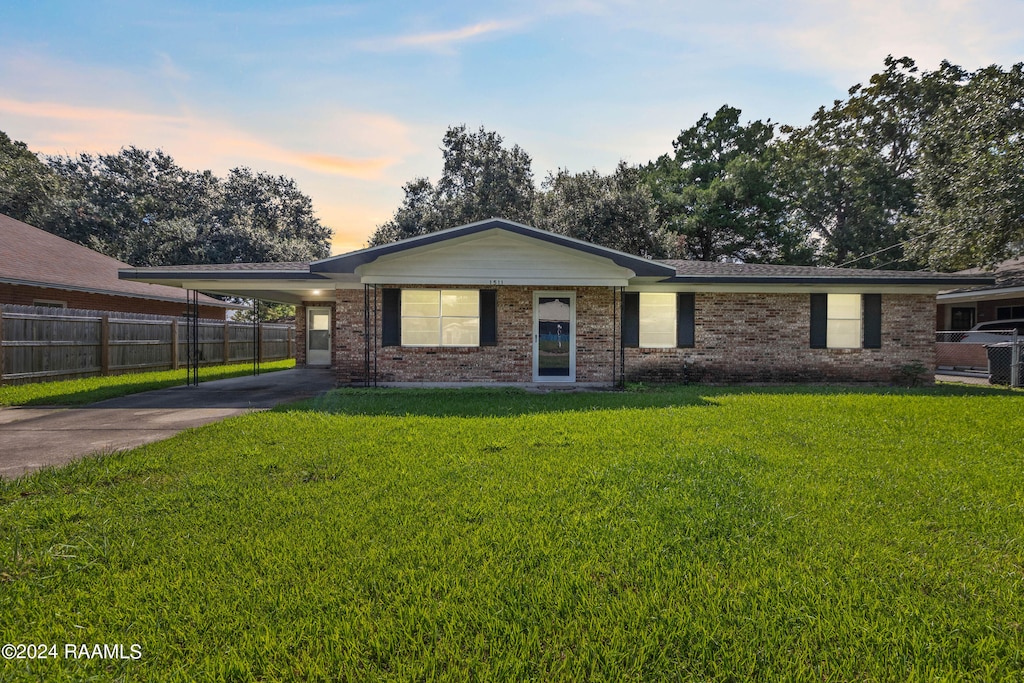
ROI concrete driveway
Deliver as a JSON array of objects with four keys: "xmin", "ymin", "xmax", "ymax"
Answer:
[{"xmin": 0, "ymin": 368, "xmax": 336, "ymax": 479}]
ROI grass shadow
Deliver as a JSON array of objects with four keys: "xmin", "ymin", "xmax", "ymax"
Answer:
[
  {"xmin": 280, "ymin": 386, "xmax": 719, "ymax": 417},
  {"xmin": 0, "ymin": 361, "xmax": 297, "ymax": 407},
  {"xmin": 279, "ymin": 381, "xmax": 1020, "ymax": 418}
]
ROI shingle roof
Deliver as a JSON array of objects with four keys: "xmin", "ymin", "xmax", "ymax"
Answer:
[
  {"xmin": 954, "ymin": 256, "xmax": 1024, "ymax": 289},
  {"xmin": 0, "ymin": 213, "xmax": 232, "ymax": 306},
  {"xmin": 658, "ymin": 259, "xmax": 995, "ymax": 286}
]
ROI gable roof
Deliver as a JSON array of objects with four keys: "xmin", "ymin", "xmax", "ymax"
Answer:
[
  {"xmin": 311, "ymin": 218, "xmax": 677, "ymax": 277},
  {"xmin": 0, "ymin": 213, "xmax": 232, "ymax": 307},
  {"xmin": 117, "ymin": 216, "xmax": 996, "ymax": 296}
]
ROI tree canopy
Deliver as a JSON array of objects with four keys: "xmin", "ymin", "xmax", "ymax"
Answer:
[
  {"xmin": 369, "ymin": 125, "xmax": 535, "ymax": 246},
  {"xmin": 0, "ymin": 138, "xmax": 332, "ymax": 266},
  {"xmin": 645, "ymin": 105, "xmax": 812, "ymax": 263},
  {"xmin": 0, "ymin": 131, "xmax": 62, "ymax": 228},
  {"xmin": 906, "ymin": 63, "xmax": 1024, "ymax": 269},
  {"xmin": 532, "ymin": 163, "xmax": 674, "ymax": 259}
]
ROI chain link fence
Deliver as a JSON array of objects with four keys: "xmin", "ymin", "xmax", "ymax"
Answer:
[{"xmin": 936, "ymin": 329, "xmax": 1021, "ymax": 387}]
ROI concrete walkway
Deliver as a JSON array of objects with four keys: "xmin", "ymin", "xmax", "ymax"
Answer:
[{"xmin": 0, "ymin": 368, "xmax": 336, "ymax": 479}]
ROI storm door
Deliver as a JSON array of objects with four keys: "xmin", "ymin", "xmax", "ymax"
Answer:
[
  {"xmin": 306, "ymin": 307, "xmax": 331, "ymax": 366},
  {"xmin": 533, "ymin": 292, "xmax": 576, "ymax": 382}
]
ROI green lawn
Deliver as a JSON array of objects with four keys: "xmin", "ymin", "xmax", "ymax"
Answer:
[
  {"xmin": 0, "ymin": 359, "xmax": 295, "ymax": 407},
  {"xmin": 1, "ymin": 385, "xmax": 1022, "ymax": 681}
]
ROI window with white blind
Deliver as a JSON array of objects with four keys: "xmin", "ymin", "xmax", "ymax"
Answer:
[{"xmin": 400, "ymin": 290, "xmax": 480, "ymax": 347}]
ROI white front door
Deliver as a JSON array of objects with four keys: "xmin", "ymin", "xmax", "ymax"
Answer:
[
  {"xmin": 533, "ymin": 292, "xmax": 576, "ymax": 382},
  {"xmin": 306, "ymin": 307, "xmax": 331, "ymax": 366}
]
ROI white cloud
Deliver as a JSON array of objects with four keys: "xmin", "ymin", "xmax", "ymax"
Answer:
[{"xmin": 357, "ymin": 19, "xmax": 524, "ymax": 53}]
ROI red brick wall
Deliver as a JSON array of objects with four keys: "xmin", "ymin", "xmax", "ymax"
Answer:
[
  {"xmin": 0, "ymin": 283, "xmax": 226, "ymax": 319},
  {"xmin": 294, "ymin": 304, "xmax": 307, "ymax": 366},
  {"xmin": 316, "ymin": 286, "xmax": 937, "ymax": 385},
  {"xmin": 624, "ymin": 292, "xmax": 936, "ymax": 383}
]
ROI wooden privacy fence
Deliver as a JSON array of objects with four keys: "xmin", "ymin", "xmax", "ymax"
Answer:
[{"xmin": 0, "ymin": 304, "xmax": 295, "ymax": 385}]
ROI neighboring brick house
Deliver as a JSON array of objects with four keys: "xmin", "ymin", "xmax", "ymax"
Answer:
[
  {"xmin": 936, "ymin": 257, "xmax": 1024, "ymax": 330},
  {"xmin": 1, "ymin": 213, "xmax": 232, "ymax": 319},
  {"xmin": 122, "ymin": 219, "xmax": 993, "ymax": 386}
]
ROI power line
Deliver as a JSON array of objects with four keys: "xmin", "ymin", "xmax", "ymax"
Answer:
[{"xmin": 836, "ymin": 228, "xmax": 938, "ymax": 268}]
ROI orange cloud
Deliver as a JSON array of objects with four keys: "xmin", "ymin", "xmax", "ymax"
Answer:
[
  {"xmin": 0, "ymin": 97, "xmax": 395, "ymax": 179},
  {"xmin": 0, "ymin": 97, "xmax": 184, "ymax": 125},
  {"xmin": 295, "ymin": 152, "xmax": 393, "ymax": 176}
]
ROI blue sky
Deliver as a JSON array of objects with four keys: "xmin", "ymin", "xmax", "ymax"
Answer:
[{"xmin": 2, "ymin": 0, "xmax": 1022, "ymax": 253}]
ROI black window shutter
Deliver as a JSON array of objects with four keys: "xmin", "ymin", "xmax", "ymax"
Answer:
[
  {"xmin": 382, "ymin": 288, "xmax": 401, "ymax": 347},
  {"xmin": 677, "ymin": 293, "xmax": 695, "ymax": 348},
  {"xmin": 810, "ymin": 293, "xmax": 828, "ymax": 349},
  {"xmin": 622, "ymin": 291, "xmax": 639, "ymax": 348},
  {"xmin": 863, "ymin": 294, "xmax": 882, "ymax": 349},
  {"xmin": 479, "ymin": 290, "xmax": 497, "ymax": 346}
]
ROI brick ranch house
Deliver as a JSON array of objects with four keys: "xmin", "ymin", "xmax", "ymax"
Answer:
[
  {"xmin": 1, "ymin": 213, "xmax": 232, "ymax": 318},
  {"xmin": 121, "ymin": 219, "xmax": 993, "ymax": 386}
]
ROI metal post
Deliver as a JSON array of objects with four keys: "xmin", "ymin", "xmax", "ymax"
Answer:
[
  {"xmin": 373, "ymin": 285, "xmax": 378, "ymax": 388},
  {"xmin": 611, "ymin": 286, "xmax": 617, "ymax": 388},
  {"xmin": 363, "ymin": 285, "xmax": 371, "ymax": 387},
  {"xmin": 0, "ymin": 307, "xmax": 5, "ymax": 385},
  {"xmin": 186, "ymin": 289, "xmax": 199, "ymax": 387},
  {"xmin": 618, "ymin": 287, "xmax": 626, "ymax": 389}
]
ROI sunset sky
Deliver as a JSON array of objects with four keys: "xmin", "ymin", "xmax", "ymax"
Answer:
[{"xmin": 2, "ymin": 0, "xmax": 1021, "ymax": 254}]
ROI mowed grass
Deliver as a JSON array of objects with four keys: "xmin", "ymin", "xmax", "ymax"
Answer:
[
  {"xmin": 1, "ymin": 385, "xmax": 1022, "ymax": 681},
  {"xmin": 0, "ymin": 359, "xmax": 295, "ymax": 407}
]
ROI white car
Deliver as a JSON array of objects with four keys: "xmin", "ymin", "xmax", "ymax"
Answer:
[{"xmin": 959, "ymin": 319, "xmax": 1024, "ymax": 344}]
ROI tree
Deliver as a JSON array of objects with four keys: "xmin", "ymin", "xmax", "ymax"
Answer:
[
  {"xmin": 44, "ymin": 147, "xmax": 331, "ymax": 265},
  {"xmin": 369, "ymin": 125, "xmax": 534, "ymax": 245},
  {"xmin": 646, "ymin": 105, "xmax": 810, "ymax": 263},
  {"xmin": 776, "ymin": 56, "xmax": 965, "ymax": 267},
  {"xmin": 532, "ymin": 162, "xmax": 674, "ymax": 258},
  {"xmin": 213, "ymin": 167, "xmax": 333, "ymax": 263},
  {"xmin": 367, "ymin": 177, "xmax": 444, "ymax": 245},
  {"xmin": 0, "ymin": 130, "xmax": 63, "ymax": 227},
  {"xmin": 907, "ymin": 63, "xmax": 1024, "ymax": 269},
  {"xmin": 233, "ymin": 301, "xmax": 295, "ymax": 323}
]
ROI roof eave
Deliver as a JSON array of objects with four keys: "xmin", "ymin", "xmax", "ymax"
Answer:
[
  {"xmin": 118, "ymin": 268, "xmax": 329, "ymax": 282},
  {"xmin": 0, "ymin": 276, "xmax": 241, "ymax": 308}
]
